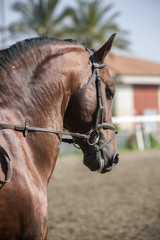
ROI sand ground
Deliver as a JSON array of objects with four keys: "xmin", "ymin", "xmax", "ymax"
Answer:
[{"xmin": 48, "ymin": 150, "xmax": 160, "ymax": 240}]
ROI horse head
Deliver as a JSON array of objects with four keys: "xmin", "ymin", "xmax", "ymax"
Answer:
[
  {"xmin": 0, "ymin": 34, "xmax": 119, "ymax": 240},
  {"xmin": 64, "ymin": 34, "xmax": 119, "ymax": 173}
]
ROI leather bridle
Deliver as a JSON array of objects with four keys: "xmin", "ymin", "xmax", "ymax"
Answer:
[
  {"xmin": 65, "ymin": 48, "xmax": 118, "ymax": 149},
  {"xmin": 0, "ymin": 48, "xmax": 118, "ymax": 184},
  {"xmin": 0, "ymin": 48, "xmax": 117, "ymax": 149},
  {"xmin": 84, "ymin": 48, "xmax": 117, "ymax": 148}
]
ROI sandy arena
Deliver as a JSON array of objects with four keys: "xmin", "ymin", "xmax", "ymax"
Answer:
[{"xmin": 48, "ymin": 150, "xmax": 160, "ymax": 240}]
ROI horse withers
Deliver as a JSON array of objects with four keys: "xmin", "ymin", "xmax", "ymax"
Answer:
[{"xmin": 0, "ymin": 34, "xmax": 118, "ymax": 239}]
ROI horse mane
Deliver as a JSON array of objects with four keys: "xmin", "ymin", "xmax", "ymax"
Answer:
[{"xmin": 0, "ymin": 37, "xmax": 82, "ymax": 68}]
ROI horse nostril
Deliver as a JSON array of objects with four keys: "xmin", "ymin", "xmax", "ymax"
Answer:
[{"xmin": 113, "ymin": 153, "xmax": 119, "ymax": 165}]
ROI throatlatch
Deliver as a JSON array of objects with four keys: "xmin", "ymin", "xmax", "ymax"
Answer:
[{"xmin": 0, "ymin": 48, "xmax": 117, "ymax": 149}]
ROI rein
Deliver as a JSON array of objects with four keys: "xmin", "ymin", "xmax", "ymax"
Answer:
[
  {"xmin": 0, "ymin": 146, "xmax": 13, "ymax": 184},
  {"xmin": 0, "ymin": 48, "xmax": 117, "ymax": 146},
  {"xmin": 0, "ymin": 121, "xmax": 90, "ymax": 141},
  {"xmin": 0, "ymin": 48, "xmax": 117, "ymax": 183}
]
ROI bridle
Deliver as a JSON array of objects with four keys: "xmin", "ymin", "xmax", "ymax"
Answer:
[
  {"xmin": 85, "ymin": 48, "xmax": 118, "ymax": 150},
  {"xmin": 0, "ymin": 48, "xmax": 117, "ymax": 149},
  {"xmin": 64, "ymin": 48, "xmax": 118, "ymax": 149},
  {"xmin": 0, "ymin": 48, "xmax": 118, "ymax": 184}
]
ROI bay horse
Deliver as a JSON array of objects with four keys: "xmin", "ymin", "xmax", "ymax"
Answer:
[{"xmin": 0, "ymin": 34, "xmax": 119, "ymax": 239}]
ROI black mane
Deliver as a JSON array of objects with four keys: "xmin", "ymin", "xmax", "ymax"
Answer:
[{"xmin": 0, "ymin": 37, "xmax": 81, "ymax": 68}]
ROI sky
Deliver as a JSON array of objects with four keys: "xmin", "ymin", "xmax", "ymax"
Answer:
[{"xmin": 1, "ymin": 0, "xmax": 160, "ymax": 63}]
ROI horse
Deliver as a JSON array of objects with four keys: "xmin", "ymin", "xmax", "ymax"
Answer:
[{"xmin": 0, "ymin": 34, "xmax": 119, "ymax": 239}]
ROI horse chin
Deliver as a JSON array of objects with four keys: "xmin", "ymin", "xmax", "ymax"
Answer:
[
  {"xmin": 83, "ymin": 149, "xmax": 115, "ymax": 174},
  {"xmin": 96, "ymin": 158, "xmax": 113, "ymax": 173}
]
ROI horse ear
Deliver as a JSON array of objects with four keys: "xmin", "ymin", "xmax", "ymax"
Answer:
[{"xmin": 95, "ymin": 33, "xmax": 116, "ymax": 62}]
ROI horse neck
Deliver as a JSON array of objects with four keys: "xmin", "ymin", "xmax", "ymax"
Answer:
[
  {"xmin": 0, "ymin": 43, "xmax": 86, "ymax": 128},
  {"xmin": 0, "ymin": 42, "xmax": 90, "ymax": 183}
]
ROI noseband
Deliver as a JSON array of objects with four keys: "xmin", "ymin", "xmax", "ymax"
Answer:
[
  {"xmin": 66, "ymin": 48, "xmax": 117, "ymax": 149},
  {"xmin": 86, "ymin": 48, "xmax": 117, "ymax": 149},
  {"xmin": 0, "ymin": 48, "xmax": 117, "ymax": 150}
]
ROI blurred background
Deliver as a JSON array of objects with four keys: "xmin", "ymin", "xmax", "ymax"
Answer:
[
  {"xmin": 1, "ymin": 0, "xmax": 159, "ymax": 152},
  {"xmin": 0, "ymin": 1, "xmax": 160, "ymax": 239}
]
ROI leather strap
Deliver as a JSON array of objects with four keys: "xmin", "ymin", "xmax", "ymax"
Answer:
[
  {"xmin": 0, "ymin": 122, "xmax": 90, "ymax": 140},
  {"xmin": 66, "ymin": 48, "xmax": 106, "ymax": 111},
  {"xmin": 0, "ymin": 48, "xmax": 117, "ymax": 152},
  {"xmin": 0, "ymin": 146, "xmax": 13, "ymax": 184}
]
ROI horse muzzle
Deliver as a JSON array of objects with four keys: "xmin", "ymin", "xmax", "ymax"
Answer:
[
  {"xmin": 83, "ymin": 123, "xmax": 119, "ymax": 173},
  {"xmin": 83, "ymin": 148, "xmax": 119, "ymax": 174},
  {"xmin": 97, "ymin": 153, "xmax": 119, "ymax": 173}
]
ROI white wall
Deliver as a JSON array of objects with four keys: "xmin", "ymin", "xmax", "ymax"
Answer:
[
  {"xmin": 113, "ymin": 75, "xmax": 160, "ymax": 130},
  {"xmin": 114, "ymin": 84, "xmax": 134, "ymax": 130},
  {"xmin": 114, "ymin": 84, "xmax": 134, "ymax": 116}
]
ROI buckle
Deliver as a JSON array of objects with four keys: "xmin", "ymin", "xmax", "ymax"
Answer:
[
  {"xmin": 87, "ymin": 130, "xmax": 99, "ymax": 146},
  {"xmin": 93, "ymin": 63, "xmax": 106, "ymax": 69}
]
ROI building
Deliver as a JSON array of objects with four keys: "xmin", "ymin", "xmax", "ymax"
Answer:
[{"xmin": 107, "ymin": 55, "xmax": 160, "ymax": 132}]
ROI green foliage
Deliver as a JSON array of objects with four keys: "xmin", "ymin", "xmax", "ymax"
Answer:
[
  {"xmin": 4, "ymin": 0, "xmax": 129, "ymax": 50},
  {"xmin": 126, "ymin": 134, "xmax": 138, "ymax": 151},
  {"xmin": 8, "ymin": 0, "xmax": 69, "ymax": 38},
  {"xmin": 62, "ymin": 0, "xmax": 129, "ymax": 49},
  {"xmin": 149, "ymin": 134, "xmax": 160, "ymax": 149},
  {"xmin": 118, "ymin": 132, "xmax": 160, "ymax": 152}
]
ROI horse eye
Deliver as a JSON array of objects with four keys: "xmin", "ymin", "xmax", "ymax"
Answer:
[{"xmin": 106, "ymin": 88, "xmax": 115, "ymax": 99}]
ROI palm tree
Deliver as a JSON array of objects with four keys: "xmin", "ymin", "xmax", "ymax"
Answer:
[
  {"xmin": 7, "ymin": 0, "xmax": 129, "ymax": 50},
  {"xmin": 8, "ymin": 0, "xmax": 69, "ymax": 38},
  {"xmin": 62, "ymin": 0, "xmax": 129, "ymax": 49}
]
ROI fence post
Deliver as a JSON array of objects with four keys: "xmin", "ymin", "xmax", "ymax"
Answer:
[{"xmin": 135, "ymin": 124, "xmax": 145, "ymax": 151}]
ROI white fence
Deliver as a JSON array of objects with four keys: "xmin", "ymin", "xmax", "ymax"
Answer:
[
  {"xmin": 60, "ymin": 115, "xmax": 160, "ymax": 155},
  {"xmin": 113, "ymin": 115, "xmax": 160, "ymax": 151},
  {"xmin": 113, "ymin": 115, "xmax": 160, "ymax": 124}
]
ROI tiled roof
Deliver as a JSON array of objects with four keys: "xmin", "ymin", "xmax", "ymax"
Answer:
[{"xmin": 107, "ymin": 54, "xmax": 160, "ymax": 76}]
